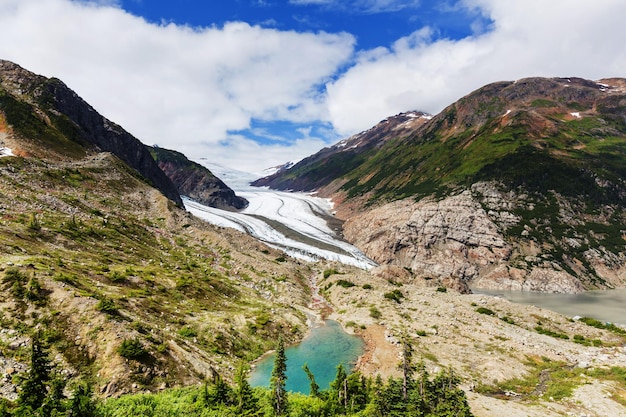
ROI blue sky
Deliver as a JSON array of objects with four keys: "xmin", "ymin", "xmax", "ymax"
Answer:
[
  {"xmin": 119, "ymin": 1, "xmax": 487, "ymax": 51},
  {"xmin": 1, "ymin": 0, "xmax": 626, "ymax": 174}
]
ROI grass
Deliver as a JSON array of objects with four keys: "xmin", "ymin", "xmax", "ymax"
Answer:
[{"xmin": 0, "ymin": 151, "xmax": 313, "ymax": 391}]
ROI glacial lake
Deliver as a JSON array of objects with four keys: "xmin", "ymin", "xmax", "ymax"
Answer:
[
  {"xmin": 248, "ymin": 320, "xmax": 365, "ymax": 393},
  {"xmin": 472, "ymin": 288, "xmax": 626, "ymax": 325}
]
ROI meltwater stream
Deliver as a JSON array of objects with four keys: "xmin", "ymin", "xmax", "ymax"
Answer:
[{"xmin": 248, "ymin": 320, "xmax": 364, "ymax": 393}]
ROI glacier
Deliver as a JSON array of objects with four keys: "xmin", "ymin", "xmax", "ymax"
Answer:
[{"xmin": 185, "ymin": 162, "xmax": 377, "ymax": 270}]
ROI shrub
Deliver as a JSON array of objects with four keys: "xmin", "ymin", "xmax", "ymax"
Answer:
[
  {"xmin": 178, "ymin": 326, "xmax": 197, "ymax": 338},
  {"xmin": 369, "ymin": 307, "xmax": 382, "ymax": 319},
  {"xmin": 362, "ymin": 284, "xmax": 373, "ymax": 290},
  {"xmin": 534, "ymin": 326, "xmax": 569, "ymax": 340},
  {"xmin": 436, "ymin": 287, "xmax": 447, "ymax": 293},
  {"xmin": 384, "ymin": 289, "xmax": 404, "ymax": 303},
  {"xmin": 118, "ymin": 338, "xmax": 148, "ymax": 360},
  {"xmin": 323, "ymin": 269, "xmax": 340, "ymax": 279},
  {"xmin": 476, "ymin": 307, "xmax": 495, "ymax": 316},
  {"xmin": 96, "ymin": 297, "xmax": 117, "ymax": 314},
  {"xmin": 336, "ymin": 279, "xmax": 355, "ymax": 288}
]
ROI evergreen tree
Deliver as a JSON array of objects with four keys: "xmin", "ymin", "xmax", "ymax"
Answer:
[
  {"xmin": 206, "ymin": 368, "xmax": 233, "ymax": 406},
  {"xmin": 329, "ymin": 363, "xmax": 347, "ymax": 410},
  {"xmin": 302, "ymin": 363, "xmax": 319, "ymax": 398},
  {"xmin": 270, "ymin": 336, "xmax": 288, "ymax": 416},
  {"xmin": 17, "ymin": 334, "xmax": 52, "ymax": 411},
  {"xmin": 67, "ymin": 383, "xmax": 98, "ymax": 417},
  {"xmin": 234, "ymin": 362, "xmax": 257, "ymax": 415},
  {"xmin": 400, "ymin": 333, "xmax": 415, "ymax": 401}
]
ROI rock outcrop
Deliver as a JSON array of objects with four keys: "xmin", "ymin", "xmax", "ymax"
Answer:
[
  {"xmin": 343, "ymin": 181, "xmax": 626, "ymax": 293},
  {"xmin": 148, "ymin": 146, "xmax": 247, "ymax": 210}
]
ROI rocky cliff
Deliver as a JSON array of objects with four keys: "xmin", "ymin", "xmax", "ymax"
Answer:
[
  {"xmin": 256, "ymin": 77, "xmax": 626, "ymax": 293},
  {"xmin": 0, "ymin": 59, "xmax": 183, "ymax": 206},
  {"xmin": 148, "ymin": 145, "xmax": 248, "ymax": 210}
]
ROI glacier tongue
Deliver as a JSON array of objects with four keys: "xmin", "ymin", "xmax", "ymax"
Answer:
[{"xmin": 184, "ymin": 164, "xmax": 377, "ymax": 270}]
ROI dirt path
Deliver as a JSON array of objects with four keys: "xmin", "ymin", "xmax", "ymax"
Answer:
[{"xmin": 354, "ymin": 324, "xmax": 400, "ymax": 379}]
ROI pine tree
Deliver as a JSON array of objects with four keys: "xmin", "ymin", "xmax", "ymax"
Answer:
[
  {"xmin": 234, "ymin": 362, "xmax": 257, "ymax": 415},
  {"xmin": 400, "ymin": 333, "xmax": 415, "ymax": 401},
  {"xmin": 302, "ymin": 363, "xmax": 319, "ymax": 398},
  {"xmin": 17, "ymin": 334, "xmax": 52, "ymax": 411},
  {"xmin": 270, "ymin": 336, "xmax": 288, "ymax": 416},
  {"xmin": 67, "ymin": 383, "xmax": 98, "ymax": 417}
]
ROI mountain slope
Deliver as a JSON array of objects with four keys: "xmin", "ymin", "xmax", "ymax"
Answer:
[
  {"xmin": 148, "ymin": 145, "xmax": 248, "ymax": 210},
  {"xmin": 255, "ymin": 77, "xmax": 626, "ymax": 292},
  {"xmin": 0, "ymin": 59, "xmax": 183, "ymax": 206},
  {"xmin": 0, "ymin": 60, "xmax": 313, "ymax": 397},
  {"xmin": 252, "ymin": 111, "xmax": 432, "ymax": 191}
]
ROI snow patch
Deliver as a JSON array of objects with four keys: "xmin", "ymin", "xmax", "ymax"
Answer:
[{"xmin": 0, "ymin": 147, "xmax": 13, "ymax": 157}]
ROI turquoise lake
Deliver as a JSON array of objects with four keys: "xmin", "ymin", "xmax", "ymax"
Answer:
[{"xmin": 248, "ymin": 320, "xmax": 364, "ymax": 393}]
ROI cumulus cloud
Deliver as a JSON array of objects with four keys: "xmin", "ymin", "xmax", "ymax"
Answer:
[
  {"xmin": 0, "ymin": 0, "xmax": 354, "ymax": 172},
  {"xmin": 326, "ymin": 0, "xmax": 626, "ymax": 134},
  {"xmin": 1, "ymin": 0, "xmax": 626, "ymax": 172}
]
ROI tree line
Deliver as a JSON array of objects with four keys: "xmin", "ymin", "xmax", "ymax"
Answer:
[{"xmin": 0, "ymin": 334, "xmax": 473, "ymax": 416}]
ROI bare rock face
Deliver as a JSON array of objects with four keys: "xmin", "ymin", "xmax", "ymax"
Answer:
[{"xmin": 343, "ymin": 186, "xmax": 598, "ymax": 293}]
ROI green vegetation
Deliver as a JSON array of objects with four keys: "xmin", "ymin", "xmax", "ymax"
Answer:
[
  {"xmin": 1, "ymin": 335, "xmax": 98, "ymax": 417},
  {"xmin": 383, "ymin": 289, "xmax": 404, "ymax": 303},
  {"xmin": 118, "ymin": 338, "xmax": 149, "ymax": 361},
  {"xmin": 478, "ymin": 356, "xmax": 626, "ymax": 405},
  {"xmin": 323, "ymin": 269, "xmax": 340, "ymax": 279},
  {"xmin": 335, "ymin": 279, "xmax": 355, "ymax": 288},
  {"xmin": 534, "ymin": 326, "xmax": 569, "ymax": 340},
  {"xmin": 369, "ymin": 307, "xmax": 382, "ymax": 319},
  {"xmin": 476, "ymin": 307, "xmax": 495, "ymax": 316},
  {"xmin": 579, "ymin": 316, "xmax": 626, "ymax": 336},
  {"xmin": 94, "ymin": 337, "xmax": 473, "ymax": 417}
]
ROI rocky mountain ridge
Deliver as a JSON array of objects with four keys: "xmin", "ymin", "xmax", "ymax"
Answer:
[
  {"xmin": 252, "ymin": 111, "xmax": 432, "ymax": 191},
  {"xmin": 0, "ymin": 59, "xmax": 184, "ymax": 207},
  {"xmin": 256, "ymin": 77, "xmax": 626, "ymax": 293},
  {"xmin": 148, "ymin": 145, "xmax": 248, "ymax": 210},
  {"xmin": 1, "ymin": 60, "xmax": 626, "ymax": 417}
]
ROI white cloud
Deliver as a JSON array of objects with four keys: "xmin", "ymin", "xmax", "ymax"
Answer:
[
  {"xmin": 194, "ymin": 135, "xmax": 329, "ymax": 176},
  {"xmin": 289, "ymin": 0, "xmax": 422, "ymax": 13},
  {"xmin": 326, "ymin": 0, "xmax": 626, "ymax": 134},
  {"xmin": 1, "ymin": 0, "xmax": 626, "ymax": 173},
  {"xmin": 0, "ymin": 0, "xmax": 354, "ymax": 172}
]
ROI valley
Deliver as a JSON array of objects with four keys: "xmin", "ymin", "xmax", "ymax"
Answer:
[
  {"xmin": 1, "ymin": 60, "xmax": 626, "ymax": 416},
  {"xmin": 185, "ymin": 164, "xmax": 377, "ymax": 270}
]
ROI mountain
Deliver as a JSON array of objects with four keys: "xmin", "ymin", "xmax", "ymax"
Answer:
[
  {"xmin": 0, "ymin": 59, "xmax": 312, "ymax": 396},
  {"xmin": 2, "ymin": 60, "xmax": 626, "ymax": 416},
  {"xmin": 0, "ymin": 60, "xmax": 184, "ymax": 207},
  {"xmin": 252, "ymin": 111, "xmax": 432, "ymax": 191},
  {"xmin": 148, "ymin": 145, "xmax": 248, "ymax": 210},
  {"xmin": 254, "ymin": 77, "xmax": 626, "ymax": 293}
]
